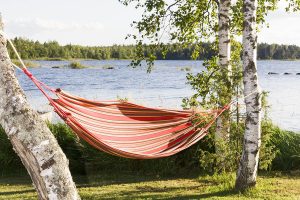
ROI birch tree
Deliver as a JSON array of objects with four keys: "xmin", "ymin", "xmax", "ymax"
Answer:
[
  {"xmin": 216, "ymin": 0, "xmax": 231, "ymax": 142},
  {"xmin": 0, "ymin": 16, "xmax": 80, "ymax": 200},
  {"xmin": 235, "ymin": 0, "xmax": 262, "ymax": 190},
  {"xmin": 120, "ymin": 0, "xmax": 232, "ymax": 150}
]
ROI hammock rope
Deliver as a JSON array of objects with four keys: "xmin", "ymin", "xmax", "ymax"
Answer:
[{"xmin": 4, "ymin": 33, "xmax": 256, "ymax": 159}]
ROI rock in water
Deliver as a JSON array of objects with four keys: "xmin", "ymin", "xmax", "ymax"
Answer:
[{"xmin": 268, "ymin": 72, "xmax": 278, "ymax": 75}]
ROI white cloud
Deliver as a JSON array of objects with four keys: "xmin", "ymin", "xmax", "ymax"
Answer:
[
  {"xmin": 3, "ymin": 0, "xmax": 300, "ymax": 46},
  {"xmin": 0, "ymin": 0, "xmax": 139, "ymax": 45},
  {"xmin": 5, "ymin": 18, "xmax": 103, "ymax": 35},
  {"xmin": 259, "ymin": 6, "xmax": 300, "ymax": 45},
  {"xmin": 3, "ymin": 18, "xmax": 108, "ymax": 46}
]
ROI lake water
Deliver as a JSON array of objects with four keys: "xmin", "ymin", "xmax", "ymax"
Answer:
[{"xmin": 16, "ymin": 60, "xmax": 300, "ymax": 132}]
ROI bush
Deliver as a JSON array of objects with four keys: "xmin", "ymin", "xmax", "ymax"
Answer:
[
  {"xmin": 69, "ymin": 61, "xmax": 87, "ymax": 69},
  {"xmin": 0, "ymin": 120, "xmax": 299, "ymax": 176},
  {"xmin": 0, "ymin": 123, "xmax": 87, "ymax": 175},
  {"xmin": 197, "ymin": 120, "xmax": 290, "ymax": 174},
  {"xmin": 270, "ymin": 125, "xmax": 300, "ymax": 171},
  {"xmin": 47, "ymin": 123, "xmax": 86, "ymax": 174},
  {"xmin": 0, "ymin": 126, "xmax": 25, "ymax": 175}
]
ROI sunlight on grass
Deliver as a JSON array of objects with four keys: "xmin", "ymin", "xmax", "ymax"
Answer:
[{"xmin": 0, "ymin": 173, "xmax": 299, "ymax": 199}]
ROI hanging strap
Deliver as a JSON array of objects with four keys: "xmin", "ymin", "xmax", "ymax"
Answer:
[
  {"xmin": 4, "ymin": 31, "xmax": 56, "ymax": 93},
  {"xmin": 2, "ymin": 32, "xmax": 70, "ymax": 119}
]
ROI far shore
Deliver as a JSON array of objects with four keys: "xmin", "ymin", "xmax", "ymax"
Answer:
[{"xmin": 22, "ymin": 58, "xmax": 300, "ymax": 62}]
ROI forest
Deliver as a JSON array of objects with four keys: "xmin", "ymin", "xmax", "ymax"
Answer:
[{"xmin": 8, "ymin": 37, "xmax": 300, "ymax": 60}]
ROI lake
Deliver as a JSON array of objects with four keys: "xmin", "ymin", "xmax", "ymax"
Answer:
[{"xmin": 16, "ymin": 60, "xmax": 300, "ymax": 132}]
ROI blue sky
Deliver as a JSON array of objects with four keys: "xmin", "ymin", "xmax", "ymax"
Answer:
[{"xmin": 1, "ymin": 0, "xmax": 300, "ymax": 46}]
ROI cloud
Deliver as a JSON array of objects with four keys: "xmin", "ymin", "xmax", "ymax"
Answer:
[
  {"xmin": 5, "ymin": 18, "xmax": 103, "ymax": 37},
  {"xmin": 3, "ymin": 17, "xmax": 108, "ymax": 45},
  {"xmin": 259, "ymin": 7, "xmax": 300, "ymax": 45}
]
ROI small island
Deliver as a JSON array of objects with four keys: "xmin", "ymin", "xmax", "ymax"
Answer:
[
  {"xmin": 102, "ymin": 64, "xmax": 114, "ymax": 69},
  {"xmin": 69, "ymin": 61, "xmax": 88, "ymax": 69},
  {"xmin": 51, "ymin": 61, "xmax": 90, "ymax": 69}
]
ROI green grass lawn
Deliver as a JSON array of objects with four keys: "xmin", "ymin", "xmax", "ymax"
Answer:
[{"xmin": 0, "ymin": 172, "xmax": 299, "ymax": 199}]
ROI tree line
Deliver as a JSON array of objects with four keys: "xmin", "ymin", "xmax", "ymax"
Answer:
[{"xmin": 8, "ymin": 37, "xmax": 300, "ymax": 60}]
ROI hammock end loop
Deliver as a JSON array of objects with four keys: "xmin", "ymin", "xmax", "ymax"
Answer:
[{"xmin": 23, "ymin": 68, "xmax": 33, "ymax": 78}]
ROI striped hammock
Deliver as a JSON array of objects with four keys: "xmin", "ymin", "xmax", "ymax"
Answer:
[
  {"xmin": 3, "ymin": 30, "xmax": 234, "ymax": 159},
  {"xmin": 4, "ymin": 36, "xmax": 226, "ymax": 159},
  {"xmin": 5, "ymin": 34, "xmax": 230, "ymax": 158},
  {"xmin": 21, "ymin": 68, "xmax": 229, "ymax": 159}
]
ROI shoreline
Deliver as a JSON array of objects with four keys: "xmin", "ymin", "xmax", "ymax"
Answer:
[{"xmin": 19, "ymin": 58, "xmax": 300, "ymax": 62}]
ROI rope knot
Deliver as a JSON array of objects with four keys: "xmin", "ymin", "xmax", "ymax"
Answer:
[{"xmin": 23, "ymin": 69, "xmax": 33, "ymax": 78}]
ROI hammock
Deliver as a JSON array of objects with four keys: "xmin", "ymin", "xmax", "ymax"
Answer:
[{"xmin": 8, "ymin": 37, "xmax": 231, "ymax": 159}]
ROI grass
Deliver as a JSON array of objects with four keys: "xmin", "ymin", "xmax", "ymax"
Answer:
[
  {"xmin": 0, "ymin": 172, "xmax": 299, "ymax": 199},
  {"xmin": 1, "ymin": 123, "xmax": 300, "ymax": 199}
]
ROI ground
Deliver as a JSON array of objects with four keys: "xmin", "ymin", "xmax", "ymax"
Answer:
[{"xmin": 0, "ymin": 172, "xmax": 299, "ymax": 199}]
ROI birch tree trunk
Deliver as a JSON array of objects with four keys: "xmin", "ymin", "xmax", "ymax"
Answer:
[
  {"xmin": 215, "ymin": 0, "xmax": 231, "ymax": 153},
  {"xmin": 235, "ymin": 0, "xmax": 262, "ymax": 190},
  {"xmin": 0, "ymin": 16, "xmax": 80, "ymax": 200}
]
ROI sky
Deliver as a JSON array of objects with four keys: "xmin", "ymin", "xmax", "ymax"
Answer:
[{"xmin": 1, "ymin": 0, "xmax": 300, "ymax": 46}]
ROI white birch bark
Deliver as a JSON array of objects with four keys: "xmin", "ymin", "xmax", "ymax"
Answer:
[
  {"xmin": 0, "ymin": 16, "xmax": 80, "ymax": 199},
  {"xmin": 218, "ymin": 0, "xmax": 231, "ymax": 84},
  {"xmin": 216, "ymin": 0, "xmax": 231, "ymax": 141},
  {"xmin": 235, "ymin": 0, "xmax": 262, "ymax": 190}
]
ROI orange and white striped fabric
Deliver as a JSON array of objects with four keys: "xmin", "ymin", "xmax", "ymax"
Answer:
[
  {"xmin": 6, "ymin": 36, "xmax": 233, "ymax": 159},
  {"xmin": 22, "ymin": 68, "xmax": 229, "ymax": 159},
  {"xmin": 51, "ymin": 90, "xmax": 226, "ymax": 159}
]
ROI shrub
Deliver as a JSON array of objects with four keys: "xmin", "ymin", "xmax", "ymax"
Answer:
[
  {"xmin": 69, "ymin": 61, "xmax": 87, "ymax": 69},
  {"xmin": 0, "ymin": 120, "xmax": 299, "ymax": 176},
  {"xmin": 198, "ymin": 120, "xmax": 281, "ymax": 174},
  {"xmin": 0, "ymin": 126, "xmax": 25, "ymax": 175},
  {"xmin": 270, "ymin": 126, "xmax": 300, "ymax": 171},
  {"xmin": 47, "ymin": 123, "xmax": 86, "ymax": 174}
]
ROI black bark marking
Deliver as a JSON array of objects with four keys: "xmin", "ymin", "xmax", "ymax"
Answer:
[
  {"xmin": 244, "ymin": 139, "xmax": 257, "ymax": 145},
  {"xmin": 41, "ymin": 157, "xmax": 55, "ymax": 170}
]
